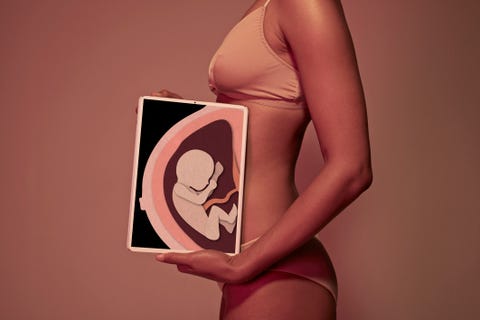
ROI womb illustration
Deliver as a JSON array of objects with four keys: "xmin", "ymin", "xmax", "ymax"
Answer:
[{"xmin": 128, "ymin": 97, "xmax": 247, "ymax": 254}]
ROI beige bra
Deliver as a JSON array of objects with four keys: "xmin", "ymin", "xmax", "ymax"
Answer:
[{"xmin": 208, "ymin": 0, "xmax": 305, "ymax": 109}]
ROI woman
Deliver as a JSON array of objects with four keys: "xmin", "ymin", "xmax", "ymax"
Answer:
[{"xmin": 154, "ymin": 0, "xmax": 372, "ymax": 318}]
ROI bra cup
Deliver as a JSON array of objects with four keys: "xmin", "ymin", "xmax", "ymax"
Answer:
[{"xmin": 208, "ymin": 3, "xmax": 304, "ymax": 108}]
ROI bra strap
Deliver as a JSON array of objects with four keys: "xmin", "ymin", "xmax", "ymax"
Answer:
[{"xmin": 264, "ymin": 0, "xmax": 271, "ymax": 8}]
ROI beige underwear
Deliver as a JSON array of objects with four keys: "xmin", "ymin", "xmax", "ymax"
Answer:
[{"xmin": 219, "ymin": 237, "xmax": 338, "ymax": 302}]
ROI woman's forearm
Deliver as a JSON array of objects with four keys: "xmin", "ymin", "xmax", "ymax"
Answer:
[{"xmin": 231, "ymin": 160, "xmax": 372, "ymax": 282}]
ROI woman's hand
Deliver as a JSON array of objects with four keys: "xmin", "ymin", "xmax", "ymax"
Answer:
[
  {"xmin": 151, "ymin": 89, "xmax": 183, "ymax": 99},
  {"xmin": 156, "ymin": 249, "xmax": 247, "ymax": 283},
  {"xmin": 136, "ymin": 89, "xmax": 183, "ymax": 113}
]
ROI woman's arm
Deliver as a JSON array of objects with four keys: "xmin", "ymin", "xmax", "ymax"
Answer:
[{"xmin": 156, "ymin": 0, "xmax": 372, "ymax": 283}]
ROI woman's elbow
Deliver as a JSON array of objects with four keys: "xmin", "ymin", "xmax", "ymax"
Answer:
[
  {"xmin": 356, "ymin": 163, "xmax": 373, "ymax": 193},
  {"xmin": 359, "ymin": 165, "xmax": 373, "ymax": 191},
  {"xmin": 343, "ymin": 161, "xmax": 373, "ymax": 196}
]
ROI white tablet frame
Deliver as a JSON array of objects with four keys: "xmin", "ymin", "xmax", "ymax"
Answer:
[{"xmin": 127, "ymin": 96, "xmax": 248, "ymax": 254}]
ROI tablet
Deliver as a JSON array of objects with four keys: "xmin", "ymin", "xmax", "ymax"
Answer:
[{"xmin": 128, "ymin": 96, "xmax": 248, "ymax": 254}]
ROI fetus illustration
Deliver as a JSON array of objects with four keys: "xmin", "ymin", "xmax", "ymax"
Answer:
[{"xmin": 172, "ymin": 149, "xmax": 238, "ymax": 241}]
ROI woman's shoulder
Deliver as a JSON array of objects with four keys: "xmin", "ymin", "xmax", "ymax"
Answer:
[
  {"xmin": 274, "ymin": 0, "xmax": 344, "ymax": 23},
  {"xmin": 275, "ymin": 0, "xmax": 349, "ymax": 41},
  {"xmin": 275, "ymin": 0, "xmax": 339, "ymax": 11}
]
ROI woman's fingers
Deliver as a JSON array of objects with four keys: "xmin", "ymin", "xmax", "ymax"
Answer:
[
  {"xmin": 136, "ymin": 89, "xmax": 183, "ymax": 113},
  {"xmin": 156, "ymin": 253, "xmax": 196, "ymax": 274},
  {"xmin": 156, "ymin": 252, "xmax": 192, "ymax": 265},
  {"xmin": 155, "ymin": 250, "xmax": 238, "ymax": 282},
  {"xmin": 151, "ymin": 89, "xmax": 183, "ymax": 99},
  {"xmin": 177, "ymin": 264, "xmax": 195, "ymax": 274}
]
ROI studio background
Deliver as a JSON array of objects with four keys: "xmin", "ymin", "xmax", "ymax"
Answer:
[{"xmin": 1, "ymin": 0, "xmax": 479, "ymax": 319}]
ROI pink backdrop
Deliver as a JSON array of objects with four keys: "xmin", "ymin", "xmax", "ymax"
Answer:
[{"xmin": 1, "ymin": 0, "xmax": 479, "ymax": 319}]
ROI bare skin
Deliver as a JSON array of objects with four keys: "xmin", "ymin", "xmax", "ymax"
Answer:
[{"xmin": 154, "ymin": 0, "xmax": 372, "ymax": 319}]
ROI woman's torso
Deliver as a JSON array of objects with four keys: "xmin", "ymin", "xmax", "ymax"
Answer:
[
  {"xmin": 219, "ymin": 95, "xmax": 309, "ymax": 241},
  {"xmin": 209, "ymin": 0, "xmax": 311, "ymax": 242}
]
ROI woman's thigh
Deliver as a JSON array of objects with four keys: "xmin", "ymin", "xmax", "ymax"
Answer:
[{"xmin": 220, "ymin": 271, "xmax": 336, "ymax": 320}]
